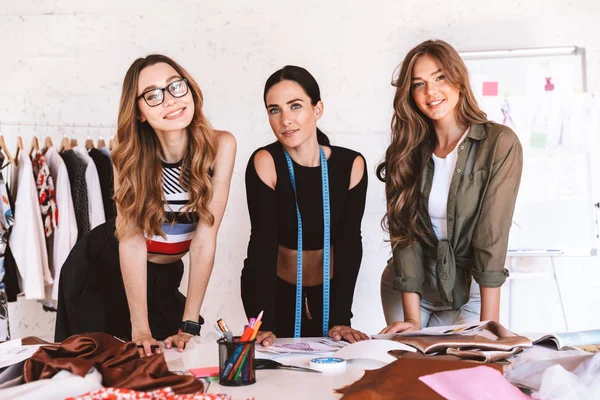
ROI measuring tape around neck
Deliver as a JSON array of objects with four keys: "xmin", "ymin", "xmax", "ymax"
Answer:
[{"xmin": 283, "ymin": 146, "xmax": 331, "ymax": 338}]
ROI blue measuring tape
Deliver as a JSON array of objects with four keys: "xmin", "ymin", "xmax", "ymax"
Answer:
[{"xmin": 283, "ymin": 146, "xmax": 331, "ymax": 338}]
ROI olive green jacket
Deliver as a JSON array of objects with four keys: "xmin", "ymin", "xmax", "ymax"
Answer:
[{"xmin": 391, "ymin": 122, "xmax": 523, "ymax": 308}]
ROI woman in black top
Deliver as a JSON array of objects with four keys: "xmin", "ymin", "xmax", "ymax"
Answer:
[{"xmin": 242, "ymin": 65, "xmax": 369, "ymax": 345}]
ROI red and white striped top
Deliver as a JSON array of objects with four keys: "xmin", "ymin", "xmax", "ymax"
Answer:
[{"xmin": 145, "ymin": 160, "xmax": 198, "ymax": 256}]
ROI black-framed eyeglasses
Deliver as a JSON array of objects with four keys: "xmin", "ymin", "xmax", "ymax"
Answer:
[{"xmin": 137, "ymin": 78, "xmax": 189, "ymax": 107}]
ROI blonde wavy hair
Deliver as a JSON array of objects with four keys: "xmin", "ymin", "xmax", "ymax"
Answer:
[
  {"xmin": 112, "ymin": 54, "xmax": 217, "ymax": 240},
  {"xmin": 376, "ymin": 40, "xmax": 487, "ymax": 249}
]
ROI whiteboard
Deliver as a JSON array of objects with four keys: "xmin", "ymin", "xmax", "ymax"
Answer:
[{"xmin": 462, "ymin": 48, "xmax": 599, "ymax": 255}]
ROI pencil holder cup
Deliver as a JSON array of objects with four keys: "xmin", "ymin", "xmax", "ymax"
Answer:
[{"xmin": 217, "ymin": 336, "xmax": 256, "ymax": 386}]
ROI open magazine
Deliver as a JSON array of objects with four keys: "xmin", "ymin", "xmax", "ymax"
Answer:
[
  {"xmin": 371, "ymin": 321, "xmax": 490, "ymax": 340},
  {"xmin": 532, "ymin": 329, "xmax": 600, "ymax": 352}
]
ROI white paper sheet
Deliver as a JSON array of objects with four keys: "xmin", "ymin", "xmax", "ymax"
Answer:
[
  {"xmin": 0, "ymin": 339, "xmax": 42, "ymax": 369},
  {"xmin": 264, "ymin": 338, "xmax": 347, "ymax": 354},
  {"xmin": 334, "ymin": 339, "xmax": 416, "ymax": 365}
]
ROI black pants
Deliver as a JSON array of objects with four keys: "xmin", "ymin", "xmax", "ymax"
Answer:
[
  {"xmin": 274, "ymin": 277, "xmax": 327, "ymax": 338},
  {"xmin": 55, "ymin": 218, "xmax": 186, "ymax": 342}
]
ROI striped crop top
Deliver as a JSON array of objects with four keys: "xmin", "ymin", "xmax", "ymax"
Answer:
[{"xmin": 145, "ymin": 160, "xmax": 198, "ymax": 256}]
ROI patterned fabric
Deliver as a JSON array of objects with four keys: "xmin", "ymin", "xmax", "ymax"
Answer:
[
  {"xmin": 0, "ymin": 166, "xmax": 15, "ymax": 283},
  {"xmin": 0, "ymin": 175, "xmax": 20, "ymax": 300},
  {"xmin": 68, "ymin": 387, "xmax": 235, "ymax": 400},
  {"xmin": 145, "ymin": 160, "xmax": 198, "ymax": 256},
  {"xmin": 31, "ymin": 151, "xmax": 58, "ymax": 237},
  {"xmin": 61, "ymin": 150, "xmax": 90, "ymax": 242},
  {"xmin": 0, "ymin": 171, "xmax": 14, "ymax": 236}
]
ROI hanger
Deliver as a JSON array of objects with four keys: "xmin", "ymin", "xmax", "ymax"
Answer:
[
  {"xmin": 85, "ymin": 137, "xmax": 95, "ymax": 150},
  {"xmin": 40, "ymin": 123, "xmax": 53, "ymax": 154},
  {"xmin": 29, "ymin": 123, "xmax": 40, "ymax": 156},
  {"xmin": 69, "ymin": 125, "xmax": 78, "ymax": 148},
  {"xmin": 84, "ymin": 125, "xmax": 95, "ymax": 150},
  {"xmin": 85, "ymin": 138, "xmax": 95, "ymax": 150},
  {"xmin": 15, "ymin": 135, "xmax": 24, "ymax": 160},
  {"xmin": 109, "ymin": 135, "xmax": 115, "ymax": 151},
  {"xmin": 0, "ymin": 135, "xmax": 15, "ymax": 165},
  {"xmin": 97, "ymin": 134, "xmax": 106, "ymax": 149},
  {"xmin": 30, "ymin": 136, "xmax": 40, "ymax": 156},
  {"xmin": 59, "ymin": 134, "xmax": 71, "ymax": 152}
]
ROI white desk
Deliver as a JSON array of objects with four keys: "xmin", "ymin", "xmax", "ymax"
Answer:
[{"xmin": 163, "ymin": 337, "xmax": 379, "ymax": 400}]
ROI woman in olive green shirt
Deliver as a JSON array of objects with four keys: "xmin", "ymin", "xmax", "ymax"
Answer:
[{"xmin": 377, "ymin": 40, "xmax": 523, "ymax": 333}]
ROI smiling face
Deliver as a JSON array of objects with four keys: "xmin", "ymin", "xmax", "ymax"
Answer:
[
  {"xmin": 410, "ymin": 54, "xmax": 460, "ymax": 126},
  {"xmin": 265, "ymin": 80, "xmax": 323, "ymax": 149},
  {"xmin": 137, "ymin": 62, "xmax": 195, "ymax": 135}
]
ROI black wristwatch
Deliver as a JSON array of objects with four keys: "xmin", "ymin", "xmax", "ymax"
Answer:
[{"xmin": 180, "ymin": 316, "xmax": 204, "ymax": 336}]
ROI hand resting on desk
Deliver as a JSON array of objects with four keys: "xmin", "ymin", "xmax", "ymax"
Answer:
[
  {"xmin": 379, "ymin": 320, "xmax": 420, "ymax": 335},
  {"xmin": 133, "ymin": 333, "xmax": 162, "ymax": 357},
  {"xmin": 256, "ymin": 331, "xmax": 277, "ymax": 347},
  {"xmin": 255, "ymin": 325, "xmax": 370, "ymax": 346},
  {"xmin": 164, "ymin": 331, "xmax": 194, "ymax": 352},
  {"xmin": 329, "ymin": 325, "xmax": 370, "ymax": 343}
]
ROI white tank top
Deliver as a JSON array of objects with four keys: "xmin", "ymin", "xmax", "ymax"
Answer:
[{"xmin": 428, "ymin": 127, "xmax": 470, "ymax": 240}]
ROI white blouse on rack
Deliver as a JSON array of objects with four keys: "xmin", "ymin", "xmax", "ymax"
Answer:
[
  {"xmin": 8, "ymin": 151, "xmax": 53, "ymax": 300},
  {"xmin": 44, "ymin": 147, "xmax": 78, "ymax": 305}
]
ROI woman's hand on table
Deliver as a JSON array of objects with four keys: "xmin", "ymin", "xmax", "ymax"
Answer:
[
  {"xmin": 164, "ymin": 331, "xmax": 194, "ymax": 352},
  {"xmin": 133, "ymin": 332, "xmax": 162, "ymax": 357},
  {"xmin": 255, "ymin": 331, "xmax": 276, "ymax": 347},
  {"xmin": 329, "ymin": 325, "xmax": 370, "ymax": 343},
  {"xmin": 379, "ymin": 319, "xmax": 420, "ymax": 334}
]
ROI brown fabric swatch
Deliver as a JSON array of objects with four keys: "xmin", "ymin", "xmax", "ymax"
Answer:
[
  {"xmin": 23, "ymin": 332, "xmax": 203, "ymax": 394},
  {"xmin": 391, "ymin": 321, "xmax": 531, "ymax": 362},
  {"xmin": 392, "ymin": 350, "xmax": 511, "ymax": 369},
  {"xmin": 336, "ymin": 357, "xmax": 503, "ymax": 400}
]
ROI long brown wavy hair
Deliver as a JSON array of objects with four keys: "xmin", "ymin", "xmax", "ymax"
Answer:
[
  {"xmin": 112, "ymin": 54, "xmax": 217, "ymax": 240},
  {"xmin": 376, "ymin": 40, "xmax": 487, "ymax": 249}
]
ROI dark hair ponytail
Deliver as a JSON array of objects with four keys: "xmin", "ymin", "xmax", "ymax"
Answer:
[
  {"xmin": 316, "ymin": 127, "xmax": 330, "ymax": 146},
  {"xmin": 264, "ymin": 65, "xmax": 331, "ymax": 146}
]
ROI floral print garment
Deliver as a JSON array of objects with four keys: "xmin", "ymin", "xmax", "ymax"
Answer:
[
  {"xmin": 0, "ymin": 165, "xmax": 14, "ymax": 283},
  {"xmin": 31, "ymin": 151, "xmax": 58, "ymax": 237},
  {"xmin": 67, "ymin": 386, "xmax": 239, "ymax": 400}
]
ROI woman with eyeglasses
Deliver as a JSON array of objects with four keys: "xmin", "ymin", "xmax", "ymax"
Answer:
[
  {"xmin": 378, "ymin": 40, "xmax": 522, "ymax": 334},
  {"xmin": 241, "ymin": 65, "xmax": 369, "ymax": 346},
  {"xmin": 55, "ymin": 55, "xmax": 236, "ymax": 356}
]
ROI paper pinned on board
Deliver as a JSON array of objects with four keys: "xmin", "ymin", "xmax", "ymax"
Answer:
[{"xmin": 482, "ymin": 81, "xmax": 499, "ymax": 96}]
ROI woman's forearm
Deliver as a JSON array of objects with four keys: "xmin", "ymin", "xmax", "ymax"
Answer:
[
  {"xmin": 180, "ymin": 130, "xmax": 235, "ymax": 325},
  {"xmin": 182, "ymin": 242, "xmax": 216, "ymax": 323},
  {"xmin": 119, "ymin": 235, "xmax": 151, "ymax": 336},
  {"xmin": 401, "ymin": 291, "xmax": 422, "ymax": 327},
  {"xmin": 480, "ymin": 286, "xmax": 501, "ymax": 322}
]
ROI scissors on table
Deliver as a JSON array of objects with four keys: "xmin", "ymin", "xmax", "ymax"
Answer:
[{"xmin": 255, "ymin": 358, "xmax": 322, "ymax": 373}]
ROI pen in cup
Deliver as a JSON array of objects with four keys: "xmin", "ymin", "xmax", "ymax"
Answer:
[
  {"xmin": 217, "ymin": 319, "xmax": 230, "ymax": 333},
  {"xmin": 214, "ymin": 323, "xmax": 225, "ymax": 338}
]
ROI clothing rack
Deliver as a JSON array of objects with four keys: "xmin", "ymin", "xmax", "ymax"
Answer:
[
  {"xmin": 0, "ymin": 122, "xmax": 118, "ymax": 164},
  {"xmin": 0, "ymin": 121, "xmax": 116, "ymax": 130}
]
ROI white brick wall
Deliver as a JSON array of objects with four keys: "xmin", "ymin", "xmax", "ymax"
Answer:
[{"xmin": 1, "ymin": 0, "xmax": 599, "ymax": 340}]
